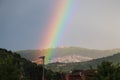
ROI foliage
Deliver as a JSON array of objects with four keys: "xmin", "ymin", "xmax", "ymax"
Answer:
[
  {"xmin": 0, "ymin": 55, "xmax": 20, "ymax": 80},
  {"xmin": 87, "ymin": 61, "xmax": 120, "ymax": 80},
  {"xmin": 0, "ymin": 48, "xmax": 65, "ymax": 80}
]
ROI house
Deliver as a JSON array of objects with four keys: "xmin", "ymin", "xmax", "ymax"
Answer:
[{"xmin": 65, "ymin": 70, "xmax": 96, "ymax": 80}]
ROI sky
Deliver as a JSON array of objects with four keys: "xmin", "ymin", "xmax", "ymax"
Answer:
[{"xmin": 0, "ymin": 0, "xmax": 120, "ymax": 50}]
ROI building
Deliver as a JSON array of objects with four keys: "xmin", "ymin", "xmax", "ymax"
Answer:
[{"xmin": 65, "ymin": 70, "xmax": 96, "ymax": 80}]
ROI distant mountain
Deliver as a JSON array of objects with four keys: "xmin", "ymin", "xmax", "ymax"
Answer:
[{"xmin": 16, "ymin": 47, "xmax": 120, "ymax": 63}]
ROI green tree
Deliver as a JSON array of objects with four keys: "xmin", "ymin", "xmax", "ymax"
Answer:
[
  {"xmin": 88, "ymin": 61, "xmax": 120, "ymax": 80},
  {"xmin": 0, "ymin": 48, "xmax": 66, "ymax": 80},
  {"xmin": 0, "ymin": 55, "xmax": 20, "ymax": 80}
]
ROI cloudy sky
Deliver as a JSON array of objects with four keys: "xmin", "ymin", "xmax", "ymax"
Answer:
[{"xmin": 0, "ymin": 0, "xmax": 120, "ymax": 50}]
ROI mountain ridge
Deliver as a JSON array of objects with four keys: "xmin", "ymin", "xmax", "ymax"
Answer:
[{"xmin": 16, "ymin": 47, "xmax": 120, "ymax": 63}]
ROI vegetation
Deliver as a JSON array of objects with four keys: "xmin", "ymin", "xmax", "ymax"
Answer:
[
  {"xmin": 0, "ymin": 48, "xmax": 65, "ymax": 80},
  {"xmin": 0, "ymin": 48, "xmax": 120, "ymax": 80},
  {"xmin": 87, "ymin": 61, "xmax": 120, "ymax": 80}
]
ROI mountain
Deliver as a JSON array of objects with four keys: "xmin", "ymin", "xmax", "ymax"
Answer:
[{"xmin": 16, "ymin": 47, "xmax": 120, "ymax": 63}]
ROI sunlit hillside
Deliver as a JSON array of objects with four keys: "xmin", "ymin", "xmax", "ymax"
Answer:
[{"xmin": 17, "ymin": 47, "xmax": 120, "ymax": 64}]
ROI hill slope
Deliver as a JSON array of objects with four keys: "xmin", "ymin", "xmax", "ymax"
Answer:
[
  {"xmin": 16, "ymin": 47, "xmax": 120, "ymax": 63},
  {"xmin": 46, "ymin": 53, "xmax": 120, "ymax": 72}
]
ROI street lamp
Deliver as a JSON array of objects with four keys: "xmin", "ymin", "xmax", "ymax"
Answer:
[{"xmin": 39, "ymin": 56, "xmax": 45, "ymax": 80}]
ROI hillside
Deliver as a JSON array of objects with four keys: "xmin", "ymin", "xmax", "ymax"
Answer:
[
  {"xmin": 46, "ymin": 53, "xmax": 120, "ymax": 72},
  {"xmin": 49, "ymin": 55, "xmax": 92, "ymax": 63},
  {"xmin": 0, "ymin": 48, "xmax": 39, "ymax": 79},
  {"xmin": 0, "ymin": 48, "xmax": 65, "ymax": 80},
  {"xmin": 16, "ymin": 47, "xmax": 120, "ymax": 63}
]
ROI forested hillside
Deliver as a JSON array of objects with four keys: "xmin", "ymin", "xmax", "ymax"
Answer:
[{"xmin": 0, "ymin": 48, "xmax": 65, "ymax": 80}]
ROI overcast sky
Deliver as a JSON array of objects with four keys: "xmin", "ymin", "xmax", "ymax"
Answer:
[{"xmin": 0, "ymin": 0, "xmax": 120, "ymax": 50}]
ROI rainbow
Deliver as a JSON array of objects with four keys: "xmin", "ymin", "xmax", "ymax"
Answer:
[{"xmin": 39, "ymin": 0, "xmax": 74, "ymax": 64}]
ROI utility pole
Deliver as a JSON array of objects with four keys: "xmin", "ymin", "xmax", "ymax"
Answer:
[
  {"xmin": 39, "ymin": 56, "xmax": 45, "ymax": 80},
  {"xmin": 20, "ymin": 62, "xmax": 24, "ymax": 80}
]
